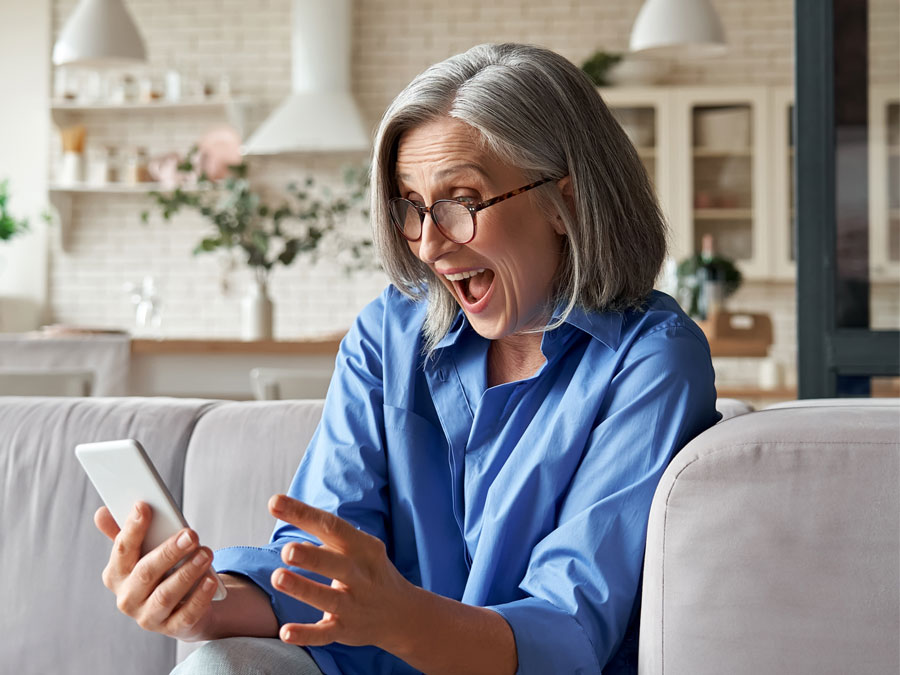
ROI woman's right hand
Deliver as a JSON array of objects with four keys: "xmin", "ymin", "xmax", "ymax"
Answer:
[{"xmin": 94, "ymin": 501, "xmax": 220, "ymax": 641}]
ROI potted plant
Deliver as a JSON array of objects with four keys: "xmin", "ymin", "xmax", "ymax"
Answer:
[
  {"xmin": 676, "ymin": 235, "xmax": 742, "ymax": 320},
  {"xmin": 0, "ymin": 179, "xmax": 30, "ymax": 244},
  {"xmin": 580, "ymin": 50, "xmax": 623, "ymax": 87},
  {"xmin": 141, "ymin": 144, "xmax": 372, "ymax": 340}
]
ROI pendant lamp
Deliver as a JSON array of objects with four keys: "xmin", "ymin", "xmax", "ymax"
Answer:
[
  {"xmin": 629, "ymin": 0, "xmax": 727, "ymax": 58},
  {"xmin": 52, "ymin": 0, "xmax": 147, "ymax": 68}
]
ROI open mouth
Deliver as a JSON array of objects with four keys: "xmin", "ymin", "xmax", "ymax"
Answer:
[{"xmin": 445, "ymin": 268, "xmax": 495, "ymax": 310}]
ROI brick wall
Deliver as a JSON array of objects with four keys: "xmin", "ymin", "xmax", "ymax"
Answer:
[{"xmin": 47, "ymin": 0, "xmax": 898, "ymax": 388}]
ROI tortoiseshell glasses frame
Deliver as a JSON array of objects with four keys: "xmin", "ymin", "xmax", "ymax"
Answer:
[{"xmin": 389, "ymin": 177, "xmax": 553, "ymax": 245}]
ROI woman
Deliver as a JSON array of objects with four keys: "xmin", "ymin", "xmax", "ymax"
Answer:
[{"xmin": 95, "ymin": 43, "xmax": 719, "ymax": 675}]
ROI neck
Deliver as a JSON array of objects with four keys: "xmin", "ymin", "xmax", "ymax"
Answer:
[{"xmin": 487, "ymin": 332, "xmax": 546, "ymax": 388}]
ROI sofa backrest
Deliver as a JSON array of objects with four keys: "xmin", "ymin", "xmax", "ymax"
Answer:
[
  {"xmin": 0, "ymin": 396, "xmax": 219, "ymax": 675},
  {"xmin": 177, "ymin": 399, "xmax": 326, "ymax": 662},
  {"xmin": 638, "ymin": 401, "xmax": 900, "ymax": 674},
  {"xmin": 181, "ymin": 399, "xmax": 326, "ymax": 550}
]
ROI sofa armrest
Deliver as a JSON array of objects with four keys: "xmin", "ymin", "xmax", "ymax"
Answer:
[{"xmin": 639, "ymin": 402, "xmax": 900, "ymax": 674}]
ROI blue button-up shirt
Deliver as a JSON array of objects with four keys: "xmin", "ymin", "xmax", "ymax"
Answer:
[{"xmin": 214, "ymin": 285, "xmax": 719, "ymax": 675}]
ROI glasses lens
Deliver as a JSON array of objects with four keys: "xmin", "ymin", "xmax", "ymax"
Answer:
[
  {"xmin": 390, "ymin": 199, "xmax": 422, "ymax": 240},
  {"xmin": 432, "ymin": 201, "xmax": 474, "ymax": 243}
]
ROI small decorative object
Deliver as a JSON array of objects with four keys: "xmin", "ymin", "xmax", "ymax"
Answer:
[
  {"xmin": 147, "ymin": 152, "xmax": 184, "ymax": 190},
  {"xmin": 581, "ymin": 50, "xmax": 623, "ymax": 87},
  {"xmin": 165, "ymin": 68, "xmax": 181, "ymax": 102},
  {"xmin": 241, "ymin": 270, "xmax": 273, "ymax": 340},
  {"xmin": 124, "ymin": 276, "xmax": 163, "ymax": 336},
  {"xmin": 59, "ymin": 125, "xmax": 86, "ymax": 185},
  {"xmin": 676, "ymin": 234, "xmax": 742, "ymax": 320},
  {"xmin": 141, "ymin": 128, "xmax": 372, "ymax": 340}
]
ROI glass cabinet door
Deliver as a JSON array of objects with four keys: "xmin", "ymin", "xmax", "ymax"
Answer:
[
  {"xmin": 691, "ymin": 103, "xmax": 755, "ymax": 262},
  {"xmin": 675, "ymin": 88, "xmax": 769, "ymax": 279},
  {"xmin": 600, "ymin": 88, "xmax": 676, "ymax": 256},
  {"xmin": 609, "ymin": 106, "xmax": 658, "ymax": 186},
  {"xmin": 770, "ymin": 86, "xmax": 796, "ymax": 279}
]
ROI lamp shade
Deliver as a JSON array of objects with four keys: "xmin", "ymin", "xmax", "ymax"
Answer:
[
  {"xmin": 629, "ymin": 0, "xmax": 727, "ymax": 58},
  {"xmin": 52, "ymin": 0, "xmax": 147, "ymax": 67}
]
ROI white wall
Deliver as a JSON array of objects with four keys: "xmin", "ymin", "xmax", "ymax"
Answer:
[{"xmin": 0, "ymin": 0, "xmax": 50, "ymax": 332}]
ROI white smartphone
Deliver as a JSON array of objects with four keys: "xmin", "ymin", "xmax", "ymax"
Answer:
[{"xmin": 75, "ymin": 438, "xmax": 227, "ymax": 601}]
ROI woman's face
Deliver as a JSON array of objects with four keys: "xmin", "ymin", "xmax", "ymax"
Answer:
[{"xmin": 394, "ymin": 116, "xmax": 566, "ymax": 341}]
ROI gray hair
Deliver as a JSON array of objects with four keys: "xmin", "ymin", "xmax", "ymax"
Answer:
[{"xmin": 371, "ymin": 43, "xmax": 667, "ymax": 354}]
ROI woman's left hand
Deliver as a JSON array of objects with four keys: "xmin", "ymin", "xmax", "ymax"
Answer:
[{"xmin": 267, "ymin": 494, "xmax": 416, "ymax": 651}]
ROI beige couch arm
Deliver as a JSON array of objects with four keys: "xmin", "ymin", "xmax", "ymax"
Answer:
[{"xmin": 639, "ymin": 401, "xmax": 900, "ymax": 674}]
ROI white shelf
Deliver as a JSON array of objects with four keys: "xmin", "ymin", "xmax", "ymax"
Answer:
[
  {"xmin": 694, "ymin": 208, "xmax": 754, "ymax": 220},
  {"xmin": 50, "ymin": 97, "xmax": 251, "ymax": 139},
  {"xmin": 49, "ymin": 182, "xmax": 166, "ymax": 194},
  {"xmin": 50, "ymin": 97, "xmax": 249, "ymax": 112},
  {"xmin": 692, "ymin": 147, "xmax": 753, "ymax": 158}
]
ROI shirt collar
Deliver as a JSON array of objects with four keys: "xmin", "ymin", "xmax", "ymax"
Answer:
[
  {"xmin": 433, "ymin": 303, "xmax": 623, "ymax": 353},
  {"xmin": 551, "ymin": 304, "xmax": 623, "ymax": 351}
]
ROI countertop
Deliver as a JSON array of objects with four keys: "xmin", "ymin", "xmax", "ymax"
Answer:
[{"xmin": 130, "ymin": 335, "xmax": 344, "ymax": 355}]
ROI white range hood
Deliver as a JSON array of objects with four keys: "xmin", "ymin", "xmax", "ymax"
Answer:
[{"xmin": 242, "ymin": 0, "xmax": 370, "ymax": 155}]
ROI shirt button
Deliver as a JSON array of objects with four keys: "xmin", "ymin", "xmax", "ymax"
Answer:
[{"xmin": 438, "ymin": 369, "xmax": 446, "ymax": 381}]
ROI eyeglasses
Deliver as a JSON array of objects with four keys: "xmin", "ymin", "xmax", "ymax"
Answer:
[{"xmin": 389, "ymin": 177, "xmax": 553, "ymax": 245}]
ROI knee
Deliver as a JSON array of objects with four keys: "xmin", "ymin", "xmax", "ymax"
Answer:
[{"xmin": 171, "ymin": 637, "xmax": 287, "ymax": 675}]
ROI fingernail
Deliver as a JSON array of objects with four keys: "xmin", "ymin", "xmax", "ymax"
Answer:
[
  {"xmin": 282, "ymin": 628, "xmax": 292, "ymax": 642},
  {"xmin": 133, "ymin": 504, "xmax": 141, "ymax": 521},
  {"xmin": 193, "ymin": 549, "xmax": 210, "ymax": 567},
  {"xmin": 202, "ymin": 577, "xmax": 216, "ymax": 592},
  {"xmin": 177, "ymin": 531, "xmax": 193, "ymax": 549}
]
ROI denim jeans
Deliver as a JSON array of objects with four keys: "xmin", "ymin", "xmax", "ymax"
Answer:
[{"xmin": 172, "ymin": 637, "xmax": 325, "ymax": 675}]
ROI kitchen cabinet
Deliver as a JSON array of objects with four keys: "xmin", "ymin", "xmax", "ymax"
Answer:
[
  {"xmin": 600, "ymin": 87, "xmax": 675, "ymax": 232},
  {"xmin": 602, "ymin": 84, "xmax": 900, "ymax": 284},
  {"xmin": 602, "ymin": 85, "xmax": 771, "ymax": 278}
]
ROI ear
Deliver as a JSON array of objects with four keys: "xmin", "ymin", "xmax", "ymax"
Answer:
[{"xmin": 552, "ymin": 175, "xmax": 575, "ymax": 236}]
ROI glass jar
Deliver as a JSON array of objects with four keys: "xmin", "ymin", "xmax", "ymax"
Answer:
[{"xmin": 106, "ymin": 146, "xmax": 120, "ymax": 183}]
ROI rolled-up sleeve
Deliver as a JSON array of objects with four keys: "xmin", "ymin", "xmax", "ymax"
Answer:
[
  {"xmin": 213, "ymin": 287, "xmax": 392, "ymax": 627},
  {"xmin": 487, "ymin": 324, "xmax": 719, "ymax": 674}
]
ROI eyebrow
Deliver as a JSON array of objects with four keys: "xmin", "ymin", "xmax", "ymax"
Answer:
[{"xmin": 395, "ymin": 163, "xmax": 491, "ymax": 185}]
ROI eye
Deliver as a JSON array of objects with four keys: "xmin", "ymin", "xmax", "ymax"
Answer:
[{"xmin": 451, "ymin": 193, "xmax": 479, "ymax": 205}]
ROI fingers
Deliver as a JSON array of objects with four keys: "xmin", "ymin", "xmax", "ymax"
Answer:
[
  {"xmin": 271, "ymin": 567, "xmax": 342, "ymax": 615},
  {"xmin": 102, "ymin": 502, "xmax": 152, "ymax": 590},
  {"xmin": 162, "ymin": 570, "xmax": 220, "ymax": 636},
  {"xmin": 281, "ymin": 541, "xmax": 351, "ymax": 581},
  {"xmin": 128, "ymin": 527, "xmax": 200, "ymax": 597},
  {"xmin": 268, "ymin": 495, "xmax": 356, "ymax": 550},
  {"xmin": 94, "ymin": 506, "xmax": 119, "ymax": 541},
  {"xmin": 139, "ymin": 546, "xmax": 214, "ymax": 630},
  {"xmin": 280, "ymin": 619, "xmax": 341, "ymax": 648}
]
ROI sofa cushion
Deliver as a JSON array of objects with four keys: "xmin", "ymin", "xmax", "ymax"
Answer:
[
  {"xmin": 0, "ymin": 396, "xmax": 219, "ymax": 675},
  {"xmin": 639, "ymin": 403, "xmax": 900, "ymax": 674},
  {"xmin": 178, "ymin": 399, "xmax": 325, "ymax": 663},
  {"xmin": 181, "ymin": 399, "xmax": 325, "ymax": 552}
]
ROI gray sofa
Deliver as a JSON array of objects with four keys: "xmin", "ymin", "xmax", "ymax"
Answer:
[{"xmin": 1, "ymin": 396, "xmax": 897, "ymax": 674}]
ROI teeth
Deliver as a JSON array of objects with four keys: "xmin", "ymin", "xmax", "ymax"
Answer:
[{"xmin": 443, "ymin": 269, "xmax": 484, "ymax": 282}]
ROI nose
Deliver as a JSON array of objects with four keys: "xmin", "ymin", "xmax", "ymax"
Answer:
[{"xmin": 413, "ymin": 212, "xmax": 458, "ymax": 264}]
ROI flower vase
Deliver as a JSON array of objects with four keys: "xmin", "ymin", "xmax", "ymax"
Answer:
[{"xmin": 241, "ymin": 272, "xmax": 273, "ymax": 341}]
